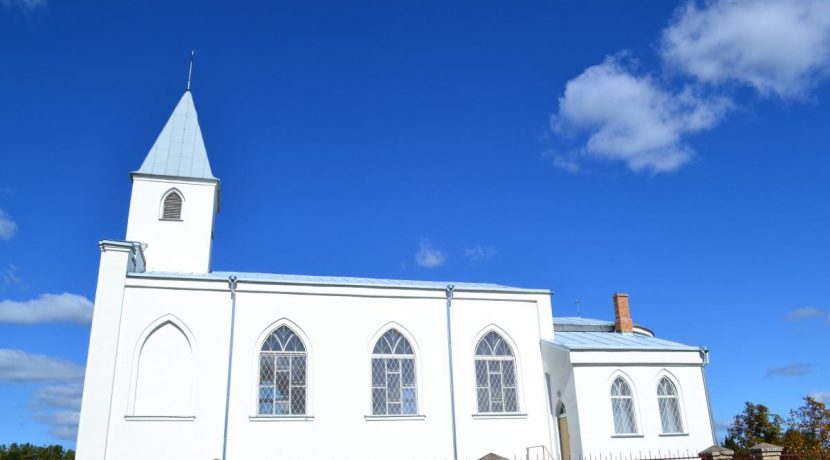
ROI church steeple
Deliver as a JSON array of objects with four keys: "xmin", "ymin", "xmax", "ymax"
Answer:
[
  {"xmin": 135, "ymin": 90, "xmax": 216, "ymax": 180},
  {"xmin": 126, "ymin": 74, "xmax": 220, "ymax": 274}
]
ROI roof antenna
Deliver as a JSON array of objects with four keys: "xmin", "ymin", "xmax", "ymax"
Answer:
[
  {"xmin": 186, "ymin": 50, "xmax": 195, "ymax": 91},
  {"xmin": 574, "ymin": 298, "xmax": 581, "ymax": 317}
]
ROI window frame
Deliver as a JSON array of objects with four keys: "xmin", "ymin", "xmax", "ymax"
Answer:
[
  {"xmin": 159, "ymin": 189, "xmax": 184, "ymax": 221},
  {"xmin": 366, "ymin": 323, "xmax": 423, "ymax": 419},
  {"xmin": 370, "ymin": 329, "xmax": 419, "ymax": 416},
  {"xmin": 251, "ymin": 320, "xmax": 312, "ymax": 420},
  {"xmin": 473, "ymin": 329, "xmax": 522, "ymax": 415},
  {"xmin": 609, "ymin": 374, "xmax": 640, "ymax": 436},
  {"xmin": 656, "ymin": 375, "xmax": 686, "ymax": 435}
]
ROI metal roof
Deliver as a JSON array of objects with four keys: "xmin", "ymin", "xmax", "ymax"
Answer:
[
  {"xmin": 554, "ymin": 317, "xmax": 614, "ymax": 326},
  {"xmin": 129, "ymin": 270, "xmax": 550, "ymax": 294},
  {"xmin": 136, "ymin": 91, "xmax": 216, "ymax": 180},
  {"xmin": 551, "ymin": 331, "xmax": 700, "ymax": 351}
]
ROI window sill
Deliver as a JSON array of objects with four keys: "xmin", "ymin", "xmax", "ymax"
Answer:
[
  {"xmin": 249, "ymin": 415, "xmax": 314, "ymax": 422},
  {"xmin": 472, "ymin": 413, "xmax": 528, "ymax": 420},
  {"xmin": 124, "ymin": 415, "xmax": 195, "ymax": 422},
  {"xmin": 611, "ymin": 433, "xmax": 644, "ymax": 438},
  {"xmin": 159, "ymin": 218, "xmax": 183, "ymax": 222},
  {"xmin": 659, "ymin": 432, "xmax": 689, "ymax": 437},
  {"xmin": 364, "ymin": 415, "xmax": 426, "ymax": 421}
]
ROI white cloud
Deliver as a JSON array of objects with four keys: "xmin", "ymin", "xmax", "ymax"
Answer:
[
  {"xmin": 464, "ymin": 245, "xmax": 498, "ymax": 264},
  {"xmin": 552, "ymin": 55, "xmax": 730, "ymax": 173},
  {"xmin": 786, "ymin": 306, "xmax": 830, "ymax": 322},
  {"xmin": 766, "ymin": 363, "xmax": 813, "ymax": 377},
  {"xmin": 0, "ymin": 209, "xmax": 17, "ymax": 240},
  {"xmin": 0, "ymin": 349, "xmax": 85, "ymax": 383},
  {"xmin": 414, "ymin": 239, "xmax": 446, "ymax": 269},
  {"xmin": 810, "ymin": 391, "xmax": 830, "ymax": 404},
  {"xmin": 2, "ymin": 264, "xmax": 24, "ymax": 290},
  {"xmin": 30, "ymin": 383, "xmax": 83, "ymax": 441},
  {"xmin": 0, "ymin": 292, "xmax": 93, "ymax": 324},
  {"xmin": 661, "ymin": 0, "xmax": 830, "ymax": 99},
  {"xmin": 0, "ymin": 0, "xmax": 46, "ymax": 11}
]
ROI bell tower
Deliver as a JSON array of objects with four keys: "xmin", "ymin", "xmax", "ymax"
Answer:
[{"xmin": 125, "ymin": 89, "xmax": 219, "ymax": 273}]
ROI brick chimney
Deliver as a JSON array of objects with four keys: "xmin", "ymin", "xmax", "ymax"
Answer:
[{"xmin": 613, "ymin": 292, "xmax": 633, "ymax": 333}]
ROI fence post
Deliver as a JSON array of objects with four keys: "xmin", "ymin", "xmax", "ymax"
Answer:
[
  {"xmin": 749, "ymin": 444, "xmax": 784, "ymax": 460},
  {"xmin": 699, "ymin": 446, "xmax": 735, "ymax": 460}
]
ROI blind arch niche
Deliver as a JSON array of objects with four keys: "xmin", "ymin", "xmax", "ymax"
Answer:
[{"xmin": 130, "ymin": 315, "xmax": 195, "ymax": 416}]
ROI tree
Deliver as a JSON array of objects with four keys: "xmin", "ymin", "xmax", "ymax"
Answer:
[
  {"xmin": 0, "ymin": 443, "xmax": 75, "ymax": 460},
  {"xmin": 784, "ymin": 396, "xmax": 830, "ymax": 451},
  {"xmin": 724, "ymin": 402, "xmax": 785, "ymax": 450}
]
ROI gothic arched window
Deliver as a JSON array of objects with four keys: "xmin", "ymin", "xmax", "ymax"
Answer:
[
  {"xmin": 371, "ymin": 329, "xmax": 417, "ymax": 415},
  {"xmin": 610, "ymin": 377, "xmax": 637, "ymax": 434},
  {"xmin": 258, "ymin": 325, "xmax": 306, "ymax": 415},
  {"xmin": 474, "ymin": 331, "xmax": 519, "ymax": 413},
  {"xmin": 161, "ymin": 190, "xmax": 183, "ymax": 220},
  {"xmin": 657, "ymin": 377, "xmax": 683, "ymax": 433}
]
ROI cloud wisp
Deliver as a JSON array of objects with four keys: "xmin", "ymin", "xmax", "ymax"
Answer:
[
  {"xmin": 0, "ymin": 349, "xmax": 85, "ymax": 383},
  {"xmin": 30, "ymin": 382, "xmax": 84, "ymax": 441},
  {"xmin": 552, "ymin": 55, "xmax": 730, "ymax": 173},
  {"xmin": 0, "ymin": 0, "xmax": 46, "ymax": 12},
  {"xmin": 464, "ymin": 245, "xmax": 498, "ymax": 265},
  {"xmin": 0, "ymin": 209, "xmax": 17, "ymax": 240},
  {"xmin": 810, "ymin": 391, "xmax": 830, "ymax": 404},
  {"xmin": 766, "ymin": 363, "xmax": 813, "ymax": 377},
  {"xmin": 661, "ymin": 0, "xmax": 830, "ymax": 99},
  {"xmin": 0, "ymin": 292, "xmax": 93, "ymax": 324},
  {"xmin": 414, "ymin": 239, "xmax": 446, "ymax": 269},
  {"xmin": 786, "ymin": 306, "xmax": 830, "ymax": 322}
]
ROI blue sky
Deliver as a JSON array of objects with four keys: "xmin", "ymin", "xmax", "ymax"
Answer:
[{"xmin": 1, "ymin": 0, "xmax": 830, "ymax": 448}]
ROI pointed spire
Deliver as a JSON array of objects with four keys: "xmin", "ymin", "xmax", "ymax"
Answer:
[
  {"xmin": 135, "ymin": 90, "xmax": 216, "ymax": 180},
  {"xmin": 187, "ymin": 50, "xmax": 194, "ymax": 91}
]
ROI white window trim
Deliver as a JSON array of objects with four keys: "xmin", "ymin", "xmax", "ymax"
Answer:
[
  {"xmin": 607, "ymin": 371, "xmax": 642, "ymax": 437},
  {"xmin": 158, "ymin": 188, "xmax": 184, "ymax": 221},
  {"xmin": 251, "ymin": 319, "xmax": 313, "ymax": 417},
  {"xmin": 366, "ymin": 322, "xmax": 424, "ymax": 418},
  {"xmin": 364, "ymin": 414, "xmax": 426, "ymax": 421},
  {"xmin": 655, "ymin": 371, "xmax": 688, "ymax": 435},
  {"xmin": 471, "ymin": 325, "xmax": 524, "ymax": 415},
  {"xmin": 249, "ymin": 415, "xmax": 315, "ymax": 422}
]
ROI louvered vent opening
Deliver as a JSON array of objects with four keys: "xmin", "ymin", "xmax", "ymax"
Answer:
[{"xmin": 162, "ymin": 192, "xmax": 183, "ymax": 220}]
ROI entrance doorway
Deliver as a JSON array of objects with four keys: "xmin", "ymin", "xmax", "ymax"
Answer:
[{"xmin": 557, "ymin": 402, "xmax": 570, "ymax": 460}]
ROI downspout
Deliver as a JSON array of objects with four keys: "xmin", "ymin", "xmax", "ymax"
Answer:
[
  {"xmin": 700, "ymin": 347, "xmax": 718, "ymax": 445},
  {"xmin": 221, "ymin": 275, "xmax": 238, "ymax": 460},
  {"xmin": 445, "ymin": 284, "xmax": 459, "ymax": 460}
]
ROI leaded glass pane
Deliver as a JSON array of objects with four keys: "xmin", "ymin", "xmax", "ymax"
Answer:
[
  {"xmin": 658, "ymin": 377, "xmax": 677, "ymax": 396},
  {"xmin": 474, "ymin": 333, "xmax": 520, "ymax": 414},
  {"xmin": 371, "ymin": 330, "xmax": 418, "ymax": 415},
  {"xmin": 477, "ymin": 388, "xmax": 489, "ymax": 412},
  {"xmin": 372, "ymin": 388, "xmax": 387, "ymax": 415},
  {"xmin": 659, "ymin": 395, "xmax": 683, "ymax": 433},
  {"xmin": 257, "ymin": 325, "xmax": 307, "ymax": 416},
  {"xmin": 503, "ymin": 360, "xmax": 516, "ymax": 386},
  {"xmin": 504, "ymin": 388, "xmax": 518, "ymax": 412},
  {"xmin": 611, "ymin": 378, "xmax": 632, "ymax": 396},
  {"xmin": 612, "ymin": 397, "xmax": 637, "ymax": 434},
  {"xmin": 401, "ymin": 359, "xmax": 416, "ymax": 386},
  {"xmin": 475, "ymin": 360, "xmax": 487, "ymax": 386}
]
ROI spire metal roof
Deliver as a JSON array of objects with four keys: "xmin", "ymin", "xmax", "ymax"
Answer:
[{"xmin": 136, "ymin": 91, "xmax": 216, "ymax": 180}]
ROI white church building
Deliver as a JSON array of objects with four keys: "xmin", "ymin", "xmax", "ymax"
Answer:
[{"xmin": 76, "ymin": 87, "xmax": 717, "ymax": 460}]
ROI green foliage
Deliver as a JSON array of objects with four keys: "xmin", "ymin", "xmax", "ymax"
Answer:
[
  {"xmin": 725, "ymin": 402, "xmax": 785, "ymax": 449},
  {"xmin": 725, "ymin": 397, "xmax": 830, "ymax": 452},
  {"xmin": 0, "ymin": 443, "xmax": 75, "ymax": 460}
]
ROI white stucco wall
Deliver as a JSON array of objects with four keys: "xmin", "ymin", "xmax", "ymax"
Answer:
[
  {"xmin": 125, "ymin": 175, "xmax": 218, "ymax": 273},
  {"xmin": 567, "ymin": 352, "xmax": 715, "ymax": 459},
  {"xmin": 87, "ymin": 274, "xmax": 555, "ymax": 460}
]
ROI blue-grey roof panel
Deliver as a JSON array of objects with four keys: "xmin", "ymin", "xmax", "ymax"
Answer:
[
  {"xmin": 552, "ymin": 331, "xmax": 700, "ymax": 351},
  {"xmin": 136, "ymin": 91, "xmax": 216, "ymax": 180},
  {"xmin": 129, "ymin": 270, "xmax": 550, "ymax": 293},
  {"xmin": 554, "ymin": 317, "xmax": 614, "ymax": 326}
]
